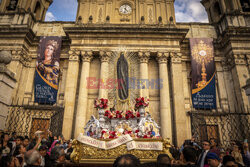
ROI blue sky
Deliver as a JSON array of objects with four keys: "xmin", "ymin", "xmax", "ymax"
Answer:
[{"xmin": 45, "ymin": 0, "xmax": 208, "ymax": 23}]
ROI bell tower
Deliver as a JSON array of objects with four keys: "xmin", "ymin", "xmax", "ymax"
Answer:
[
  {"xmin": 201, "ymin": 0, "xmax": 250, "ymax": 24},
  {"xmin": 0, "ymin": 0, "xmax": 53, "ymax": 21},
  {"xmin": 76, "ymin": 0, "xmax": 176, "ymax": 24}
]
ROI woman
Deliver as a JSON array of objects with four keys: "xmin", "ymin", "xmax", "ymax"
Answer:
[{"xmin": 37, "ymin": 40, "xmax": 59, "ymax": 85}]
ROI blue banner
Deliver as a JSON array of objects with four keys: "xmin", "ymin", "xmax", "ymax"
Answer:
[
  {"xmin": 34, "ymin": 36, "xmax": 62, "ymax": 104},
  {"xmin": 190, "ymin": 38, "xmax": 216, "ymax": 109}
]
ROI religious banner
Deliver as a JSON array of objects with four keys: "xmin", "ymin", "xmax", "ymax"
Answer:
[
  {"xmin": 190, "ymin": 38, "xmax": 216, "ymax": 109},
  {"xmin": 77, "ymin": 133, "xmax": 163, "ymax": 150},
  {"xmin": 34, "ymin": 36, "xmax": 62, "ymax": 104}
]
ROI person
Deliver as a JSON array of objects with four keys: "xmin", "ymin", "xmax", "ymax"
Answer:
[
  {"xmin": 206, "ymin": 152, "xmax": 222, "ymax": 167},
  {"xmin": 210, "ymin": 138, "xmax": 220, "ymax": 156},
  {"xmin": 181, "ymin": 146, "xmax": 197, "ymax": 167},
  {"xmin": 37, "ymin": 40, "xmax": 59, "ymax": 85},
  {"xmin": 49, "ymin": 146, "xmax": 65, "ymax": 166},
  {"xmin": 27, "ymin": 131, "xmax": 43, "ymax": 151},
  {"xmin": 196, "ymin": 140, "xmax": 210, "ymax": 167},
  {"xmin": 23, "ymin": 136, "xmax": 30, "ymax": 149},
  {"xmin": 64, "ymin": 140, "xmax": 73, "ymax": 160},
  {"xmin": 0, "ymin": 133, "xmax": 12, "ymax": 156},
  {"xmin": 13, "ymin": 144, "xmax": 26, "ymax": 166},
  {"xmin": 222, "ymin": 155, "xmax": 239, "ymax": 167},
  {"xmin": 231, "ymin": 143, "xmax": 244, "ymax": 166},
  {"xmin": 157, "ymin": 154, "xmax": 171, "ymax": 166},
  {"xmin": 38, "ymin": 145, "xmax": 49, "ymax": 167},
  {"xmin": 24, "ymin": 149, "xmax": 42, "ymax": 167},
  {"xmin": 242, "ymin": 140, "xmax": 250, "ymax": 167},
  {"xmin": 113, "ymin": 154, "xmax": 140, "ymax": 167}
]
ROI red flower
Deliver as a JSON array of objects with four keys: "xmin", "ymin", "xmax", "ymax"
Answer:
[
  {"xmin": 136, "ymin": 112, "xmax": 140, "ymax": 117},
  {"xmin": 102, "ymin": 130, "xmax": 106, "ymax": 134},
  {"xmin": 108, "ymin": 115, "xmax": 113, "ymax": 119},
  {"xmin": 143, "ymin": 135, "xmax": 148, "ymax": 138},
  {"xmin": 135, "ymin": 129, "xmax": 139, "ymax": 133}
]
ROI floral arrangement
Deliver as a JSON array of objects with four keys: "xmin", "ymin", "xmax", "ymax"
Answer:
[
  {"xmin": 135, "ymin": 97, "xmax": 149, "ymax": 109},
  {"xmin": 104, "ymin": 110, "xmax": 140, "ymax": 119},
  {"xmin": 94, "ymin": 98, "xmax": 108, "ymax": 109}
]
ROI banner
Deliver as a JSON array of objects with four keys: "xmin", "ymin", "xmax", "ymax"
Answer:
[
  {"xmin": 190, "ymin": 38, "xmax": 216, "ymax": 109},
  {"xmin": 34, "ymin": 36, "xmax": 62, "ymax": 104},
  {"xmin": 77, "ymin": 133, "xmax": 163, "ymax": 150}
]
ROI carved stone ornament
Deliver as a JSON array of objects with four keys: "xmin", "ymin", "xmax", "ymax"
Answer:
[
  {"xmin": 69, "ymin": 50, "xmax": 80, "ymax": 61},
  {"xmin": 157, "ymin": 52, "xmax": 169, "ymax": 64},
  {"xmin": 81, "ymin": 51, "xmax": 93, "ymax": 62},
  {"xmin": 170, "ymin": 52, "xmax": 182, "ymax": 63},
  {"xmin": 70, "ymin": 138, "xmax": 172, "ymax": 164},
  {"xmin": 100, "ymin": 51, "xmax": 111, "ymax": 62},
  {"xmin": 0, "ymin": 51, "xmax": 12, "ymax": 66},
  {"xmin": 138, "ymin": 51, "xmax": 150, "ymax": 63}
]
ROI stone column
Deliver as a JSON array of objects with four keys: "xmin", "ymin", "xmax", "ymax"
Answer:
[
  {"xmin": 0, "ymin": 51, "xmax": 16, "ymax": 131},
  {"xmin": 74, "ymin": 51, "xmax": 93, "ymax": 138},
  {"xmin": 138, "ymin": 51, "xmax": 150, "ymax": 98},
  {"xmin": 215, "ymin": 61, "xmax": 229, "ymax": 111},
  {"xmin": 98, "ymin": 51, "xmax": 111, "ymax": 99},
  {"xmin": 230, "ymin": 54, "xmax": 249, "ymax": 112},
  {"xmin": 170, "ymin": 52, "xmax": 189, "ymax": 146},
  {"xmin": 156, "ymin": 52, "xmax": 172, "ymax": 141},
  {"xmin": 62, "ymin": 50, "xmax": 80, "ymax": 140}
]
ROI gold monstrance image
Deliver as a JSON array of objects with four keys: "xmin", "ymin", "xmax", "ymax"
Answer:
[{"xmin": 192, "ymin": 40, "xmax": 214, "ymax": 88}]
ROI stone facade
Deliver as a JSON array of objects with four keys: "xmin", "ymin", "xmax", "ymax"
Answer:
[{"xmin": 0, "ymin": 0, "xmax": 249, "ymax": 146}]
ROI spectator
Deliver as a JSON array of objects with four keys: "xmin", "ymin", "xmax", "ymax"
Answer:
[
  {"xmin": 13, "ymin": 144, "xmax": 26, "ymax": 166},
  {"xmin": 242, "ymin": 140, "xmax": 250, "ymax": 167},
  {"xmin": 24, "ymin": 149, "xmax": 41, "ymax": 167},
  {"xmin": 113, "ymin": 154, "xmax": 140, "ymax": 167},
  {"xmin": 64, "ymin": 140, "xmax": 73, "ymax": 160},
  {"xmin": 196, "ymin": 140, "xmax": 210, "ymax": 167},
  {"xmin": 27, "ymin": 131, "xmax": 43, "ymax": 151},
  {"xmin": 206, "ymin": 152, "xmax": 222, "ymax": 167},
  {"xmin": 49, "ymin": 146, "xmax": 65, "ymax": 166},
  {"xmin": 157, "ymin": 154, "xmax": 171, "ymax": 166},
  {"xmin": 181, "ymin": 146, "xmax": 197, "ymax": 167},
  {"xmin": 0, "ymin": 133, "xmax": 12, "ymax": 156},
  {"xmin": 39, "ymin": 145, "xmax": 49, "ymax": 167},
  {"xmin": 23, "ymin": 136, "xmax": 30, "ymax": 148},
  {"xmin": 16, "ymin": 136, "xmax": 24, "ymax": 146},
  {"xmin": 222, "ymin": 155, "xmax": 238, "ymax": 167},
  {"xmin": 0, "ymin": 155, "xmax": 21, "ymax": 167},
  {"xmin": 231, "ymin": 143, "xmax": 244, "ymax": 166},
  {"xmin": 210, "ymin": 138, "xmax": 220, "ymax": 156}
]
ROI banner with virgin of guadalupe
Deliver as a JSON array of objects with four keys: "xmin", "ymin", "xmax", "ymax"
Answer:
[
  {"xmin": 190, "ymin": 38, "xmax": 216, "ymax": 109},
  {"xmin": 34, "ymin": 36, "xmax": 62, "ymax": 104}
]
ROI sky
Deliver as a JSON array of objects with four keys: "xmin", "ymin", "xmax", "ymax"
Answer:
[{"xmin": 45, "ymin": 0, "xmax": 208, "ymax": 23}]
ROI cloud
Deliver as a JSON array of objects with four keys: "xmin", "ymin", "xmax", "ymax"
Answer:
[
  {"xmin": 175, "ymin": 0, "xmax": 209, "ymax": 23},
  {"xmin": 45, "ymin": 12, "xmax": 56, "ymax": 21}
]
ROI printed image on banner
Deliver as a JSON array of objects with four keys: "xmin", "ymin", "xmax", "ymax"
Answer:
[
  {"xmin": 34, "ymin": 36, "xmax": 62, "ymax": 104},
  {"xmin": 190, "ymin": 38, "xmax": 216, "ymax": 109}
]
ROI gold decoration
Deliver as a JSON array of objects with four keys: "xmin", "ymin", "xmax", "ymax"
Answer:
[
  {"xmin": 192, "ymin": 40, "xmax": 213, "ymax": 88},
  {"xmin": 71, "ymin": 138, "xmax": 172, "ymax": 164}
]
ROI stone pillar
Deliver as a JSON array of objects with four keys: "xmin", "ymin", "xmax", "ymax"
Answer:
[
  {"xmin": 156, "ymin": 52, "xmax": 172, "ymax": 141},
  {"xmin": 215, "ymin": 61, "xmax": 229, "ymax": 111},
  {"xmin": 230, "ymin": 54, "xmax": 249, "ymax": 112},
  {"xmin": 62, "ymin": 50, "xmax": 80, "ymax": 140},
  {"xmin": 0, "ymin": 51, "xmax": 16, "ymax": 131},
  {"xmin": 74, "ymin": 51, "xmax": 93, "ymax": 138},
  {"xmin": 138, "ymin": 51, "xmax": 150, "ymax": 98},
  {"xmin": 170, "ymin": 52, "xmax": 189, "ymax": 146},
  {"xmin": 98, "ymin": 51, "xmax": 111, "ymax": 99}
]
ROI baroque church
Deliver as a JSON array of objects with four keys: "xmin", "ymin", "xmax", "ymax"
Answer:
[{"xmin": 0, "ymin": 0, "xmax": 249, "ymax": 147}]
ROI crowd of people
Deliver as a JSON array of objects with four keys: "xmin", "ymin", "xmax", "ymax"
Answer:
[
  {"xmin": 0, "ymin": 131, "xmax": 73, "ymax": 167},
  {"xmin": 0, "ymin": 131, "xmax": 249, "ymax": 167}
]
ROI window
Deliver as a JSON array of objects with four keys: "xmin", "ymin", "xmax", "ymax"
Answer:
[{"xmin": 240, "ymin": 0, "xmax": 250, "ymax": 12}]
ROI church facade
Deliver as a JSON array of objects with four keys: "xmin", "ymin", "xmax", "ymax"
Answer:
[{"xmin": 0, "ymin": 0, "xmax": 249, "ymax": 146}]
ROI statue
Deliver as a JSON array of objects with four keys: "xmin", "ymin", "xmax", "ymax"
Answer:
[{"xmin": 117, "ymin": 52, "xmax": 129, "ymax": 100}]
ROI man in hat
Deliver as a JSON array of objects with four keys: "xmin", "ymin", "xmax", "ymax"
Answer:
[{"xmin": 207, "ymin": 152, "xmax": 222, "ymax": 167}]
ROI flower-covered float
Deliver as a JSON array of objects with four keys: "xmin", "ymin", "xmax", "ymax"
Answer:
[
  {"xmin": 71, "ymin": 97, "xmax": 172, "ymax": 164},
  {"xmin": 84, "ymin": 97, "xmax": 160, "ymax": 139}
]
